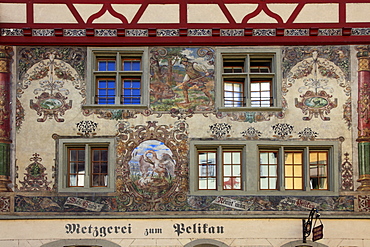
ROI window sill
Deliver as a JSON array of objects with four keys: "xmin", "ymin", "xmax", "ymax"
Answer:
[
  {"xmin": 218, "ymin": 106, "xmax": 283, "ymax": 112},
  {"xmin": 82, "ymin": 104, "xmax": 148, "ymax": 109},
  {"xmin": 190, "ymin": 190, "xmax": 339, "ymax": 197},
  {"xmin": 58, "ymin": 187, "xmax": 115, "ymax": 193}
]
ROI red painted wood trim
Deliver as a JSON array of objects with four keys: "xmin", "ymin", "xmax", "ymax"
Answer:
[{"xmin": 2, "ymin": 34, "xmax": 370, "ymax": 46}]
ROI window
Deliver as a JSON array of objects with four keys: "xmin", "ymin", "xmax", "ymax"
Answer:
[
  {"xmin": 86, "ymin": 48, "xmax": 149, "ymax": 108},
  {"xmin": 57, "ymin": 138, "xmax": 115, "ymax": 192},
  {"xmin": 216, "ymin": 48, "xmax": 282, "ymax": 111},
  {"xmin": 259, "ymin": 148, "xmax": 329, "ymax": 191},
  {"xmin": 197, "ymin": 149, "xmax": 242, "ymax": 191},
  {"xmin": 190, "ymin": 140, "xmax": 338, "ymax": 196},
  {"xmin": 259, "ymin": 151, "xmax": 278, "ymax": 190}
]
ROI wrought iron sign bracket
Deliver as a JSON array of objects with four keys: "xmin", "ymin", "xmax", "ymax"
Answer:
[{"xmin": 302, "ymin": 208, "xmax": 323, "ymax": 243}]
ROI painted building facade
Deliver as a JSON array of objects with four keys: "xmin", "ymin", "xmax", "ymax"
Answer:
[{"xmin": 0, "ymin": 1, "xmax": 370, "ymax": 246}]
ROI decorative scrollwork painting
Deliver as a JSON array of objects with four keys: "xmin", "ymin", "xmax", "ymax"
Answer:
[
  {"xmin": 283, "ymin": 47, "xmax": 351, "ymax": 127},
  {"xmin": 18, "ymin": 153, "xmax": 52, "ymax": 191},
  {"xmin": 16, "ymin": 47, "xmax": 86, "ymax": 125}
]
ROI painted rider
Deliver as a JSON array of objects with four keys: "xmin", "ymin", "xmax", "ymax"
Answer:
[{"xmin": 180, "ymin": 57, "xmax": 214, "ymax": 105}]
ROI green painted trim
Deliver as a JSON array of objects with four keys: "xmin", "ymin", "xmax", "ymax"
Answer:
[
  {"xmin": 358, "ymin": 142, "xmax": 370, "ymax": 176},
  {"xmin": 0, "ymin": 143, "xmax": 10, "ymax": 176}
]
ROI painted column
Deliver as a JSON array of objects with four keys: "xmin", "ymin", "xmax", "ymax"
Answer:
[
  {"xmin": 356, "ymin": 46, "xmax": 370, "ymax": 191},
  {"xmin": 0, "ymin": 46, "xmax": 12, "ymax": 192}
]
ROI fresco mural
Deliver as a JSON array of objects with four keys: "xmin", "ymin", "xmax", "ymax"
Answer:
[
  {"xmin": 116, "ymin": 121, "xmax": 189, "ymax": 211},
  {"xmin": 13, "ymin": 195, "xmax": 354, "ymax": 213},
  {"xmin": 16, "ymin": 47, "xmax": 86, "ymax": 128},
  {"xmin": 9, "ymin": 45, "xmax": 360, "ymax": 214},
  {"xmin": 128, "ymin": 140, "xmax": 176, "ymax": 194},
  {"xmin": 17, "ymin": 153, "xmax": 52, "ymax": 191},
  {"xmin": 282, "ymin": 46, "xmax": 351, "ymax": 127},
  {"xmin": 149, "ymin": 47, "xmax": 215, "ymax": 112}
]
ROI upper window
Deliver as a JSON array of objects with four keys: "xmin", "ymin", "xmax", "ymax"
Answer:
[
  {"xmin": 216, "ymin": 48, "xmax": 282, "ymax": 111},
  {"xmin": 57, "ymin": 137, "xmax": 115, "ymax": 192},
  {"xmin": 190, "ymin": 140, "xmax": 338, "ymax": 196},
  {"xmin": 86, "ymin": 48, "xmax": 149, "ymax": 108}
]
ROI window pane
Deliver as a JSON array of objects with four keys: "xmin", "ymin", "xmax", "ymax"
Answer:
[
  {"xmin": 250, "ymin": 58, "xmax": 272, "ymax": 73},
  {"xmin": 269, "ymin": 152, "xmax": 277, "ymax": 163},
  {"xmin": 251, "ymin": 82, "xmax": 260, "ymax": 91},
  {"xmin": 224, "ymin": 80, "xmax": 244, "ymax": 107},
  {"xmin": 223, "ymin": 151, "xmax": 242, "ymax": 190},
  {"xmin": 232, "ymin": 153, "xmax": 240, "ymax": 163},
  {"xmin": 122, "ymin": 78, "xmax": 141, "ymax": 104},
  {"xmin": 294, "ymin": 152, "xmax": 302, "ymax": 163},
  {"xmin": 69, "ymin": 175, "xmax": 77, "ymax": 187},
  {"xmin": 68, "ymin": 148, "xmax": 85, "ymax": 187},
  {"xmin": 260, "ymin": 165, "xmax": 268, "ymax": 176},
  {"xmin": 199, "ymin": 178, "xmax": 207, "ymax": 189},
  {"xmin": 91, "ymin": 148, "xmax": 109, "ymax": 187},
  {"xmin": 101, "ymin": 163, "xmax": 108, "ymax": 173},
  {"xmin": 285, "ymin": 153, "xmax": 293, "ymax": 164},
  {"xmin": 233, "ymin": 165, "xmax": 241, "ymax": 176},
  {"xmin": 259, "ymin": 151, "xmax": 278, "ymax": 190},
  {"xmin": 223, "ymin": 59, "xmax": 244, "ymax": 73},
  {"xmin": 309, "ymin": 151, "xmax": 328, "ymax": 190},
  {"xmin": 123, "ymin": 59, "xmax": 141, "ymax": 71},
  {"xmin": 269, "ymin": 165, "xmax": 277, "ymax": 176},
  {"xmin": 199, "ymin": 153, "xmax": 208, "ymax": 165},
  {"xmin": 294, "ymin": 165, "xmax": 302, "ymax": 176},
  {"xmin": 96, "ymin": 78, "xmax": 116, "ymax": 104},
  {"xmin": 78, "ymin": 163, "xmax": 85, "ymax": 173},
  {"xmin": 132, "ymin": 61, "xmax": 141, "ymax": 71},
  {"xmin": 198, "ymin": 151, "xmax": 217, "ymax": 190},
  {"xmin": 224, "ymin": 152, "xmax": 231, "ymax": 164},
  {"xmin": 208, "ymin": 153, "xmax": 216, "ymax": 164},
  {"xmin": 285, "ymin": 178, "xmax": 293, "ymax": 190},
  {"xmin": 261, "ymin": 82, "xmax": 270, "ymax": 90},
  {"xmin": 250, "ymin": 80, "xmax": 272, "ymax": 107},
  {"xmin": 319, "ymin": 178, "xmax": 327, "ymax": 189},
  {"xmin": 70, "ymin": 162, "xmax": 77, "ymax": 174},
  {"xmin": 107, "ymin": 61, "xmax": 116, "ymax": 71},
  {"xmin": 269, "ymin": 178, "xmax": 277, "ymax": 189},
  {"xmin": 260, "ymin": 152, "xmax": 268, "ymax": 164},
  {"xmin": 260, "ymin": 177, "xmax": 268, "ymax": 189},
  {"xmin": 208, "ymin": 165, "xmax": 216, "ymax": 176},
  {"xmin": 208, "ymin": 178, "xmax": 216, "ymax": 190},
  {"xmin": 319, "ymin": 152, "xmax": 327, "ymax": 163},
  {"xmin": 97, "ymin": 59, "xmax": 116, "ymax": 71},
  {"xmin": 224, "ymin": 165, "xmax": 232, "ymax": 176},
  {"xmin": 284, "ymin": 151, "xmax": 303, "ymax": 190},
  {"xmin": 285, "ymin": 165, "xmax": 293, "ymax": 176},
  {"xmin": 294, "ymin": 178, "xmax": 303, "ymax": 189}
]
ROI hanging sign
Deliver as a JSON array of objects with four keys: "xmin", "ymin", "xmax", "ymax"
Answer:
[{"xmin": 312, "ymin": 224, "xmax": 324, "ymax": 241}]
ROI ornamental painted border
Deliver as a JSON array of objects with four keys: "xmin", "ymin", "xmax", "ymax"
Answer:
[{"xmin": 1, "ymin": 28, "xmax": 368, "ymax": 37}]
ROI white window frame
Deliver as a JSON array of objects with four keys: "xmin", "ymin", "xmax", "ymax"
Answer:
[
  {"xmin": 189, "ymin": 140, "xmax": 339, "ymax": 196},
  {"xmin": 85, "ymin": 47, "xmax": 149, "ymax": 109},
  {"xmin": 216, "ymin": 47, "xmax": 282, "ymax": 111},
  {"xmin": 57, "ymin": 137, "xmax": 116, "ymax": 193}
]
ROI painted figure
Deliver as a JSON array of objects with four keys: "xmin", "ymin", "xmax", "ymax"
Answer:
[
  {"xmin": 179, "ymin": 57, "xmax": 214, "ymax": 105},
  {"xmin": 139, "ymin": 150, "xmax": 175, "ymax": 178}
]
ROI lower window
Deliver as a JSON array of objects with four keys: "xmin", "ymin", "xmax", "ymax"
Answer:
[
  {"xmin": 198, "ymin": 149, "xmax": 242, "ymax": 191},
  {"xmin": 58, "ymin": 138, "xmax": 115, "ymax": 192},
  {"xmin": 259, "ymin": 148, "xmax": 329, "ymax": 191},
  {"xmin": 190, "ymin": 140, "xmax": 338, "ymax": 195}
]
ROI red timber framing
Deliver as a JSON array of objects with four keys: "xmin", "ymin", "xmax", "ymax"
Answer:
[{"xmin": 1, "ymin": 0, "xmax": 370, "ymax": 46}]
